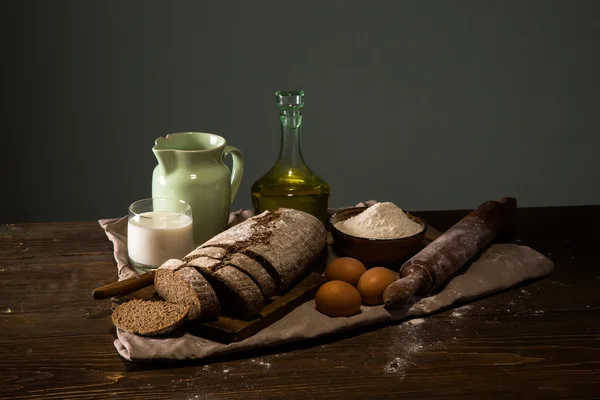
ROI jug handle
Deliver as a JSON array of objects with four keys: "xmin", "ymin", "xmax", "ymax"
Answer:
[{"xmin": 223, "ymin": 145, "xmax": 244, "ymax": 204}]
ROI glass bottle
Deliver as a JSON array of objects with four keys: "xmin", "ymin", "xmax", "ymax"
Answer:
[{"xmin": 251, "ymin": 90, "xmax": 330, "ymax": 223}]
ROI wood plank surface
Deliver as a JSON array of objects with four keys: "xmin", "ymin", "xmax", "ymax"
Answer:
[{"xmin": 0, "ymin": 206, "xmax": 599, "ymax": 399}]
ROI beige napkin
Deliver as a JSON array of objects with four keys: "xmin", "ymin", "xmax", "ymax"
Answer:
[{"xmin": 100, "ymin": 203, "xmax": 553, "ymax": 362}]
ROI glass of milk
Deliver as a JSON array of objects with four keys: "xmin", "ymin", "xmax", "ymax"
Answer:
[{"xmin": 127, "ymin": 198, "xmax": 194, "ymax": 274}]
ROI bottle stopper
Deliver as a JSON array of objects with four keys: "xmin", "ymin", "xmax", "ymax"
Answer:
[{"xmin": 276, "ymin": 90, "xmax": 305, "ymax": 110}]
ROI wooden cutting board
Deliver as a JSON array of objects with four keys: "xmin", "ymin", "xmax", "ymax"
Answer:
[{"xmin": 112, "ymin": 263, "xmax": 327, "ymax": 344}]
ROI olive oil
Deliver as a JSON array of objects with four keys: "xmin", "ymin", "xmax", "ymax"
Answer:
[
  {"xmin": 251, "ymin": 177, "xmax": 330, "ymax": 223},
  {"xmin": 251, "ymin": 90, "xmax": 330, "ymax": 223}
]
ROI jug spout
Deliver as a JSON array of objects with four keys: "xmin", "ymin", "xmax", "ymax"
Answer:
[{"xmin": 153, "ymin": 148, "xmax": 178, "ymax": 175}]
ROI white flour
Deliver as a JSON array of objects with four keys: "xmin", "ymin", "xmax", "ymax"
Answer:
[
  {"xmin": 334, "ymin": 202, "xmax": 422, "ymax": 239},
  {"xmin": 251, "ymin": 359, "xmax": 271, "ymax": 368},
  {"xmin": 382, "ymin": 318, "xmax": 429, "ymax": 378},
  {"xmin": 384, "ymin": 357, "xmax": 412, "ymax": 374},
  {"xmin": 450, "ymin": 304, "xmax": 472, "ymax": 317}
]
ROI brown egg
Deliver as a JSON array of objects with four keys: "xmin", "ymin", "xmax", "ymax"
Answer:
[
  {"xmin": 356, "ymin": 267, "xmax": 398, "ymax": 305},
  {"xmin": 325, "ymin": 257, "xmax": 367, "ymax": 286},
  {"xmin": 315, "ymin": 280, "xmax": 362, "ymax": 317}
]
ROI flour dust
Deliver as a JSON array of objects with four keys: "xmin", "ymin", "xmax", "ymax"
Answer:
[{"xmin": 382, "ymin": 318, "xmax": 434, "ymax": 379}]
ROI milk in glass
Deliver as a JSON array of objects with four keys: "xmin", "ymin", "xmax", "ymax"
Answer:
[{"xmin": 127, "ymin": 211, "xmax": 194, "ymax": 267}]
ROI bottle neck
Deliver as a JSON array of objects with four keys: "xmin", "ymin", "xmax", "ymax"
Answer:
[{"xmin": 277, "ymin": 110, "xmax": 305, "ymax": 166}]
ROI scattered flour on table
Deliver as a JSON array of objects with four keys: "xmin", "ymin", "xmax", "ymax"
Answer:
[
  {"xmin": 384, "ymin": 357, "xmax": 411, "ymax": 374},
  {"xmin": 450, "ymin": 304, "xmax": 472, "ymax": 318},
  {"xmin": 466, "ymin": 287, "xmax": 546, "ymax": 317},
  {"xmin": 382, "ymin": 318, "xmax": 434, "ymax": 379},
  {"xmin": 383, "ymin": 302, "xmax": 498, "ymax": 377},
  {"xmin": 334, "ymin": 202, "xmax": 422, "ymax": 239},
  {"xmin": 251, "ymin": 359, "xmax": 271, "ymax": 368}
]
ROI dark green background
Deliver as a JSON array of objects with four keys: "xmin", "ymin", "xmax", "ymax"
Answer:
[{"xmin": 3, "ymin": 0, "xmax": 599, "ymax": 223}]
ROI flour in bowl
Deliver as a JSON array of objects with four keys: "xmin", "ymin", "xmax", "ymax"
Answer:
[{"xmin": 334, "ymin": 202, "xmax": 422, "ymax": 239}]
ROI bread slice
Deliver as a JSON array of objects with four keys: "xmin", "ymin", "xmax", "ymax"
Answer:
[
  {"xmin": 186, "ymin": 256, "xmax": 264, "ymax": 319},
  {"xmin": 111, "ymin": 299, "xmax": 188, "ymax": 336},
  {"xmin": 154, "ymin": 266, "xmax": 220, "ymax": 320},
  {"xmin": 227, "ymin": 253, "xmax": 277, "ymax": 298},
  {"xmin": 158, "ymin": 258, "xmax": 186, "ymax": 271},
  {"xmin": 182, "ymin": 246, "xmax": 228, "ymax": 262}
]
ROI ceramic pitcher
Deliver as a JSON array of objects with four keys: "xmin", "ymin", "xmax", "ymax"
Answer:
[{"xmin": 152, "ymin": 132, "xmax": 244, "ymax": 245}]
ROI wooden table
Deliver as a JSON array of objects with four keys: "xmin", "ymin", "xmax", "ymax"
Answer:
[{"xmin": 1, "ymin": 206, "xmax": 598, "ymax": 399}]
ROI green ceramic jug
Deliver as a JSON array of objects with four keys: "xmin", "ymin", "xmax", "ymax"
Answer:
[{"xmin": 152, "ymin": 132, "xmax": 244, "ymax": 245}]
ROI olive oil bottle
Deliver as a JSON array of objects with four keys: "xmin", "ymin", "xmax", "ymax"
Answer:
[{"xmin": 251, "ymin": 90, "xmax": 330, "ymax": 223}]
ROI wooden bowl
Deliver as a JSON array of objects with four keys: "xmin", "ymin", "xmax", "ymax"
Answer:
[{"xmin": 328, "ymin": 207, "xmax": 427, "ymax": 267}]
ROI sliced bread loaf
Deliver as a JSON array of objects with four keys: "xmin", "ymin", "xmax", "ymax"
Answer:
[
  {"xmin": 154, "ymin": 266, "xmax": 220, "ymax": 320},
  {"xmin": 200, "ymin": 208, "xmax": 327, "ymax": 293},
  {"xmin": 153, "ymin": 209, "xmax": 326, "ymax": 321},
  {"xmin": 112, "ymin": 299, "xmax": 188, "ymax": 336}
]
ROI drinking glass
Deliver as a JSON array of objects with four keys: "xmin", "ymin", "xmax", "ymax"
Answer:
[{"xmin": 127, "ymin": 198, "xmax": 194, "ymax": 274}]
